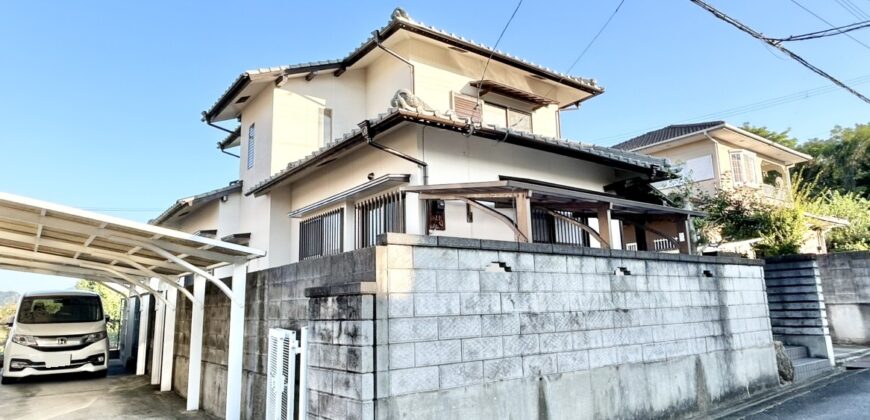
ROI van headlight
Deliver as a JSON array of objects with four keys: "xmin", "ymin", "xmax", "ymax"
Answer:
[
  {"xmin": 11, "ymin": 335, "xmax": 37, "ymax": 347},
  {"xmin": 83, "ymin": 331, "xmax": 107, "ymax": 344}
]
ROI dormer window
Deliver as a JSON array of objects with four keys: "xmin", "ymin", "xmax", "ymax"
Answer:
[
  {"xmin": 247, "ymin": 124, "xmax": 255, "ymax": 170},
  {"xmin": 729, "ymin": 150, "xmax": 758, "ymax": 186}
]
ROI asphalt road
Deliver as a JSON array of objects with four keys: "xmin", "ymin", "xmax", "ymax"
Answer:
[{"xmin": 741, "ymin": 369, "xmax": 870, "ymax": 420}]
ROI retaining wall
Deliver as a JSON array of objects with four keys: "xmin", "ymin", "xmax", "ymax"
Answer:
[
  {"xmin": 171, "ymin": 234, "xmax": 779, "ymax": 420},
  {"xmin": 816, "ymin": 251, "xmax": 870, "ymax": 345}
]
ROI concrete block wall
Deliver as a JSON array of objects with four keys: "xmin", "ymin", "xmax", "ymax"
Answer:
[
  {"xmin": 816, "ymin": 251, "xmax": 870, "ymax": 345},
  {"xmin": 764, "ymin": 255, "xmax": 834, "ymax": 362},
  {"xmin": 373, "ymin": 234, "xmax": 779, "ymax": 420},
  {"xmin": 171, "ymin": 247, "xmax": 376, "ymax": 420}
]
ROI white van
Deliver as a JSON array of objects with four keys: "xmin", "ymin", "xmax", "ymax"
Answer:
[{"xmin": 2, "ymin": 291, "xmax": 109, "ymax": 384}]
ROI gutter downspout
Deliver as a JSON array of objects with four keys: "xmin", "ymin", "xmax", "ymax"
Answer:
[
  {"xmin": 703, "ymin": 130, "xmax": 723, "ymax": 188},
  {"xmin": 358, "ymin": 120, "xmax": 428, "ymax": 186},
  {"xmin": 202, "ymin": 111, "xmax": 241, "ymax": 159},
  {"xmin": 373, "ymin": 30, "xmax": 415, "ymax": 94}
]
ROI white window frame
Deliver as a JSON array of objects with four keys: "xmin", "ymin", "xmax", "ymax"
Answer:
[
  {"xmin": 247, "ymin": 124, "xmax": 256, "ymax": 170},
  {"xmin": 320, "ymin": 108, "xmax": 332, "ymax": 146},
  {"xmin": 729, "ymin": 150, "xmax": 759, "ymax": 186}
]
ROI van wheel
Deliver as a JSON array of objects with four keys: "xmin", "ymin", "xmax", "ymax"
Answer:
[{"xmin": 1, "ymin": 376, "xmax": 14, "ymax": 385}]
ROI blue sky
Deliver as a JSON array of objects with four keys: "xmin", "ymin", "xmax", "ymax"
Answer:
[{"xmin": 0, "ymin": 1, "xmax": 868, "ymax": 292}]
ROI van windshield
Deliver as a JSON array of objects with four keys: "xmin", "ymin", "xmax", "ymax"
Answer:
[{"xmin": 17, "ymin": 295, "xmax": 104, "ymax": 324}]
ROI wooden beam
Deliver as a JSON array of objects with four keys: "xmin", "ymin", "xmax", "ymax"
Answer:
[
  {"xmin": 515, "ymin": 192, "xmax": 532, "ymax": 243},
  {"xmin": 457, "ymin": 197, "xmax": 528, "ymax": 242},
  {"xmin": 596, "ymin": 203, "xmax": 613, "ymax": 249},
  {"xmin": 539, "ymin": 208, "xmax": 609, "ymax": 248}
]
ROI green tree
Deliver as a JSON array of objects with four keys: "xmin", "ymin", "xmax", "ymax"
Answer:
[
  {"xmin": 805, "ymin": 190, "xmax": 870, "ymax": 251},
  {"xmin": 741, "ymin": 123, "xmax": 799, "ymax": 148},
  {"xmin": 796, "ymin": 123, "xmax": 870, "ymax": 199}
]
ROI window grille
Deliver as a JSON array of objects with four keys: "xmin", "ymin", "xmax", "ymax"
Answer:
[
  {"xmin": 531, "ymin": 208, "xmax": 589, "ymax": 247},
  {"xmin": 356, "ymin": 191, "xmax": 405, "ymax": 249},
  {"xmin": 247, "ymin": 124, "xmax": 256, "ymax": 170},
  {"xmin": 299, "ymin": 208, "xmax": 343, "ymax": 260}
]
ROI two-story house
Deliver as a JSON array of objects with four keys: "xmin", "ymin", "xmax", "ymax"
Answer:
[
  {"xmin": 153, "ymin": 8, "xmax": 701, "ymax": 272},
  {"xmin": 611, "ymin": 121, "xmax": 844, "ymax": 254}
]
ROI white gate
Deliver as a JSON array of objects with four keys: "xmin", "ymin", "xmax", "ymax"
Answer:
[{"xmin": 266, "ymin": 327, "xmax": 308, "ymax": 420}]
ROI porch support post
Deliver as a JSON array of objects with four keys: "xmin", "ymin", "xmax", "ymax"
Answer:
[
  {"xmin": 226, "ymin": 263, "xmax": 248, "ymax": 420},
  {"xmin": 160, "ymin": 277, "xmax": 179, "ymax": 392},
  {"xmin": 136, "ymin": 293, "xmax": 151, "ymax": 376},
  {"xmin": 596, "ymin": 204, "xmax": 613, "ymax": 249},
  {"xmin": 515, "ymin": 192, "xmax": 532, "ymax": 242},
  {"xmin": 679, "ymin": 216, "xmax": 693, "ymax": 255},
  {"xmin": 186, "ymin": 274, "xmax": 206, "ymax": 411},
  {"xmin": 150, "ymin": 278, "xmax": 165, "ymax": 386}
]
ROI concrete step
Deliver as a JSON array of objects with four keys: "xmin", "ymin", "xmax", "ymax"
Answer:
[
  {"xmin": 785, "ymin": 345, "xmax": 808, "ymax": 360},
  {"xmin": 793, "ymin": 357, "xmax": 832, "ymax": 382}
]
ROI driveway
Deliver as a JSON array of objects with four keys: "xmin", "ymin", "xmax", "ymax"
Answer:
[
  {"xmin": 0, "ymin": 361, "xmax": 215, "ymax": 420},
  {"xmin": 735, "ymin": 368, "xmax": 870, "ymax": 420}
]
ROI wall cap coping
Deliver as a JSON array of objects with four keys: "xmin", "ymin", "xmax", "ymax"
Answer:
[{"xmin": 377, "ymin": 233, "xmax": 764, "ymax": 266}]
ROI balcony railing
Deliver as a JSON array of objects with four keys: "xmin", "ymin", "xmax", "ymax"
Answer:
[{"xmin": 761, "ymin": 184, "xmax": 789, "ymax": 202}]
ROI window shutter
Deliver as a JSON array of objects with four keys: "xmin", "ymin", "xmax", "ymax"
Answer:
[
  {"xmin": 452, "ymin": 93, "xmax": 481, "ymax": 124},
  {"xmin": 744, "ymin": 152, "xmax": 758, "ymax": 185},
  {"xmin": 247, "ymin": 124, "xmax": 256, "ymax": 170}
]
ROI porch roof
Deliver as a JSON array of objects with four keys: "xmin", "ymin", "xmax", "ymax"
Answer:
[{"xmin": 403, "ymin": 179, "xmax": 705, "ymax": 218}]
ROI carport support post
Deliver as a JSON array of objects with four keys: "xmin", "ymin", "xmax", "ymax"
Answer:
[
  {"xmin": 136, "ymin": 293, "xmax": 151, "ymax": 376},
  {"xmin": 160, "ymin": 278, "xmax": 178, "ymax": 392},
  {"xmin": 150, "ymin": 278, "xmax": 165, "ymax": 386},
  {"xmin": 226, "ymin": 263, "xmax": 247, "ymax": 420},
  {"xmin": 186, "ymin": 274, "xmax": 206, "ymax": 411}
]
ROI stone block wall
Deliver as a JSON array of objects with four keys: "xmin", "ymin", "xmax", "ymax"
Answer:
[
  {"xmin": 171, "ymin": 247, "xmax": 376, "ymax": 420},
  {"xmin": 372, "ymin": 234, "xmax": 779, "ymax": 420},
  {"xmin": 170, "ymin": 235, "xmax": 779, "ymax": 420},
  {"xmin": 816, "ymin": 251, "xmax": 870, "ymax": 345}
]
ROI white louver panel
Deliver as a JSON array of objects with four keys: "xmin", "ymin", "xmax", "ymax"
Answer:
[{"xmin": 266, "ymin": 328, "xmax": 308, "ymax": 420}]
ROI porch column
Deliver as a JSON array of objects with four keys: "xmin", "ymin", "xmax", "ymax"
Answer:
[
  {"xmin": 515, "ymin": 192, "xmax": 532, "ymax": 242},
  {"xmin": 679, "ymin": 216, "xmax": 693, "ymax": 255},
  {"xmin": 160, "ymin": 278, "xmax": 179, "ymax": 392},
  {"xmin": 226, "ymin": 263, "xmax": 248, "ymax": 420},
  {"xmin": 597, "ymin": 204, "xmax": 613, "ymax": 249},
  {"xmin": 186, "ymin": 274, "xmax": 206, "ymax": 411},
  {"xmin": 150, "ymin": 278, "xmax": 165, "ymax": 386},
  {"xmin": 136, "ymin": 293, "xmax": 151, "ymax": 376}
]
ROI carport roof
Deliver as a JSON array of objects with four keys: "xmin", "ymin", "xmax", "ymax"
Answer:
[{"xmin": 0, "ymin": 192, "xmax": 265, "ymax": 290}]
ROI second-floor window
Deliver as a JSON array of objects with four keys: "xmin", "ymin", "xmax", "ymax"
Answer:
[
  {"xmin": 299, "ymin": 208, "xmax": 343, "ymax": 260},
  {"xmin": 247, "ymin": 124, "xmax": 256, "ymax": 170},
  {"xmin": 730, "ymin": 150, "xmax": 758, "ymax": 186}
]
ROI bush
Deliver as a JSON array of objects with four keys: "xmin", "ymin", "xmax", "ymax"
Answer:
[{"xmin": 806, "ymin": 190, "xmax": 870, "ymax": 251}]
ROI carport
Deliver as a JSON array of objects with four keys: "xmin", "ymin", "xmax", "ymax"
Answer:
[{"xmin": 0, "ymin": 192, "xmax": 265, "ymax": 420}]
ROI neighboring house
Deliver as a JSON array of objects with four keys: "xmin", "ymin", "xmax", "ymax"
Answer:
[
  {"xmin": 612, "ymin": 121, "xmax": 843, "ymax": 254},
  {"xmin": 153, "ymin": 8, "xmax": 700, "ymax": 268}
]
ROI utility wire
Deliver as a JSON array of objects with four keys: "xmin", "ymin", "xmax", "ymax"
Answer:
[
  {"xmin": 691, "ymin": 0, "xmax": 870, "ymax": 104},
  {"xmin": 770, "ymin": 20, "xmax": 870, "ymax": 42},
  {"xmin": 474, "ymin": 0, "xmax": 524, "ymax": 110},
  {"xmin": 790, "ymin": 0, "xmax": 870, "ymax": 51},
  {"xmin": 563, "ymin": 0, "xmax": 626, "ymax": 76},
  {"xmin": 837, "ymin": 0, "xmax": 870, "ymax": 21},
  {"xmin": 544, "ymin": 0, "xmax": 626, "ymax": 100}
]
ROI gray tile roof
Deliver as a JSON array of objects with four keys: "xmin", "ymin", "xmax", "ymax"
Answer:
[
  {"xmin": 150, "ymin": 181, "xmax": 242, "ymax": 225},
  {"xmin": 246, "ymin": 108, "xmax": 672, "ymax": 196},
  {"xmin": 204, "ymin": 8, "xmax": 603, "ymax": 121},
  {"xmin": 611, "ymin": 121, "xmax": 726, "ymax": 151}
]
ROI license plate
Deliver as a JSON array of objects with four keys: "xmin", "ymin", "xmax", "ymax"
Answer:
[{"xmin": 44, "ymin": 353, "xmax": 71, "ymax": 368}]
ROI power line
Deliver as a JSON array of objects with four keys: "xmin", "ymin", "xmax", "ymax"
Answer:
[
  {"xmin": 836, "ymin": 0, "xmax": 870, "ymax": 21},
  {"xmin": 563, "ymin": 0, "xmax": 626, "ymax": 75},
  {"xmin": 591, "ymin": 73, "xmax": 870, "ymax": 143},
  {"xmin": 691, "ymin": 0, "xmax": 870, "ymax": 104},
  {"xmin": 474, "ymin": 0, "xmax": 524, "ymax": 109},
  {"xmin": 790, "ymin": 0, "xmax": 870, "ymax": 51},
  {"xmin": 771, "ymin": 20, "xmax": 870, "ymax": 42}
]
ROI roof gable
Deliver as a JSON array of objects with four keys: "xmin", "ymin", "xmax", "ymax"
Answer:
[{"xmin": 611, "ymin": 121, "xmax": 725, "ymax": 151}]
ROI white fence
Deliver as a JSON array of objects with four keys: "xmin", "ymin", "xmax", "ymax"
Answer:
[{"xmin": 266, "ymin": 328, "xmax": 309, "ymax": 420}]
